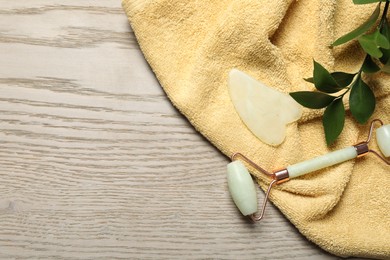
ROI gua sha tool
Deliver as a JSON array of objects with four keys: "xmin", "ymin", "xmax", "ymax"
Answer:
[
  {"xmin": 228, "ymin": 69, "xmax": 302, "ymax": 146},
  {"xmin": 227, "ymin": 119, "xmax": 390, "ymax": 222}
]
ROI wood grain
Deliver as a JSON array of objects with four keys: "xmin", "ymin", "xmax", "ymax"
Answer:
[{"xmin": 0, "ymin": 1, "xmax": 358, "ymax": 259}]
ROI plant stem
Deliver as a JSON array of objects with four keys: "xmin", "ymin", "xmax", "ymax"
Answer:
[{"xmin": 340, "ymin": 71, "xmax": 360, "ymax": 98}]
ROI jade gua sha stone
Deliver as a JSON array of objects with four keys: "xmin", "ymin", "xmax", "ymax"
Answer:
[
  {"xmin": 228, "ymin": 69, "xmax": 302, "ymax": 146},
  {"xmin": 227, "ymin": 120, "xmax": 390, "ymax": 221}
]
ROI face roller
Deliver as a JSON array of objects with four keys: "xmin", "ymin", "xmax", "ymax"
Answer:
[{"xmin": 227, "ymin": 119, "xmax": 390, "ymax": 222}]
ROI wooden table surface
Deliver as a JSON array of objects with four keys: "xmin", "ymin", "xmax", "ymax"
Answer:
[{"xmin": 0, "ymin": 1, "xmax": 362, "ymax": 259}]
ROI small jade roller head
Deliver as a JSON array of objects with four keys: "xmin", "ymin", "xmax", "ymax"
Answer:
[
  {"xmin": 227, "ymin": 119, "xmax": 389, "ymax": 223},
  {"xmin": 227, "ymin": 161, "xmax": 258, "ymax": 216},
  {"xmin": 376, "ymin": 124, "xmax": 390, "ymax": 157}
]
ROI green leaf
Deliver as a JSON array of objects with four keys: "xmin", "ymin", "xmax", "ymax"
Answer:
[
  {"xmin": 358, "ymin": 29, "xmax": 390, "ymax": 58},
  {"xmin": 304, "ymin": 77, "xmax": 314, "ymax": 84},
  {"xmin": 290, "ymin": 91, "xmax": 336, "ymax": 109},
  {"xmin": 323, "ymin": 98, "xmax": 345, "ymax": 146},
  {"xmin": 313, "ymin": 61, "xmax": 344, "ymax": 93},
  {"xmin": 358, "ymin": 34, "xmax": 383, "ymax": 58},
  {"xmin": 368, "ymin": 28, "xmax": 390, "ymax": 48},
  {"xmin": 380, "ymin": 18, "xmax": 390, "ymax": 64},
  {"xmin": 353, "ymin": 0, "xmax": 381, "ymax": 4},
  {"xmin": 332, "ymin": 3, "xmax": 380, "ymax": 46},
  {"xmin": 330, "ymin": 72, "xmax": 356, "ymax": 87},
  {"xmin": 308, "ymin": 72, "xmax": 356, "ymax": 87},
  {"xmin": 375, "ymin": 31, "xmax": 390, "ymax": 49},
  {"xmin": 306, "ymin": 71, "xmax": 356, "ymax": 88},
  {"xmin": 362, "ymin": 55, "xmax": 380, "ymax": 73},
  {"xmin": 349, "ymin": 77, "xmax": 376, "ymax": 124}
]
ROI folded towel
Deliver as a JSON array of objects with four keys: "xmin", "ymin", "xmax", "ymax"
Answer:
[{"xmin": 122, "ymin": 0, "xmax": 390, "ymax": 258}]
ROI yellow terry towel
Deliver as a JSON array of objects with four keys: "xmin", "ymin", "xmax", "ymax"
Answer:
[{"xmin": 122, "ymin": 0, "xmax": 390, "ymax": 258}]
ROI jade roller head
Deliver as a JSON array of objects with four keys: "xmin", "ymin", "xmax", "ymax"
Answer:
[
  {"xmin": 377, "ymin": 122, "xmax": 390, "ymax": 157},
  {"xmin": 227, "ymin": 119, "xmax": 390, "ymax": 222}
]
